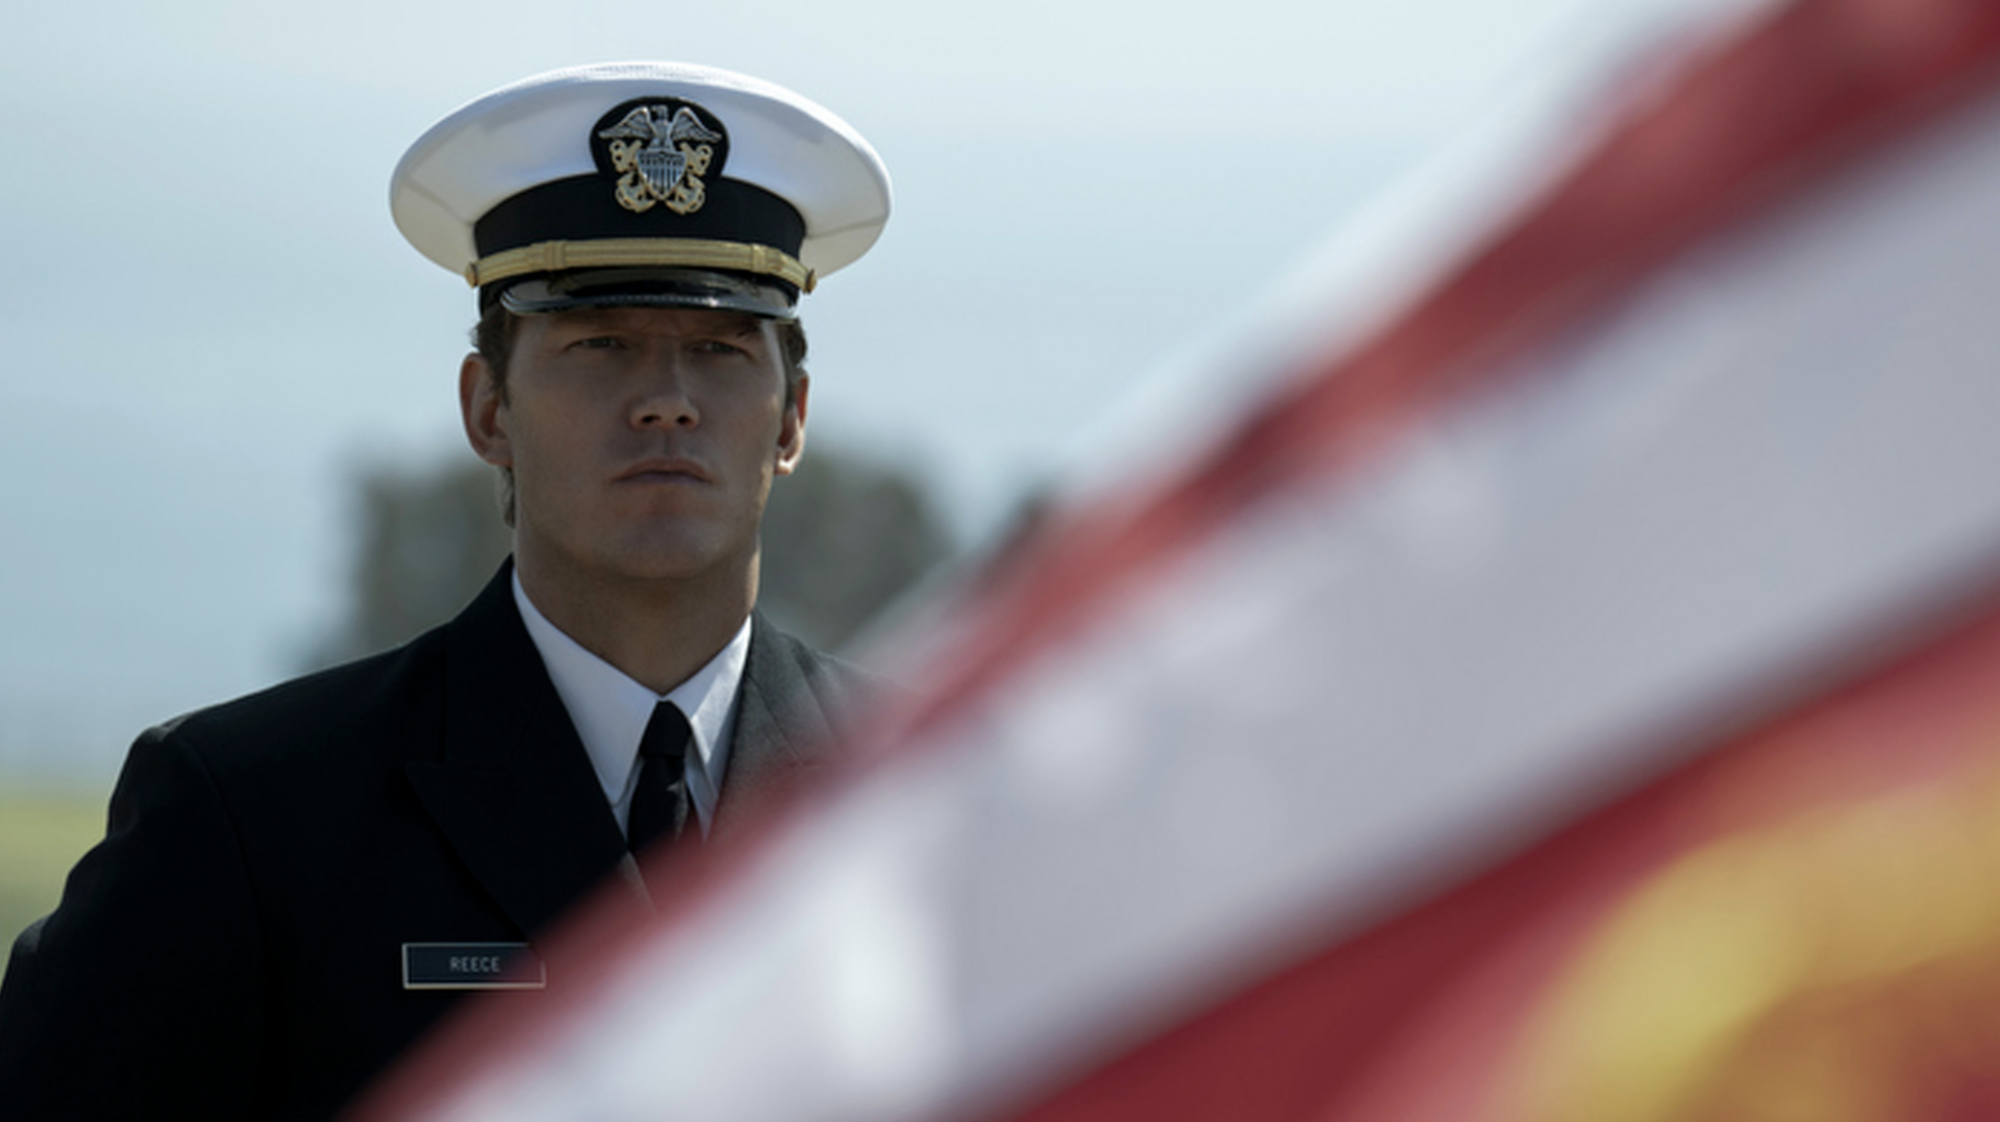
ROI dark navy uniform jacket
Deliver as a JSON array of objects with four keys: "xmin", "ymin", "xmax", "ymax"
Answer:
[{"xmin": 0, "ymin": 562, "xmax": 868, "ymax": 1120}]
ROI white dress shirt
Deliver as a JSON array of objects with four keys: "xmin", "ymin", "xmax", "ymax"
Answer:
[{"xmin": 511, "ymin": 572, "xmax": 750, "ymax": 838}]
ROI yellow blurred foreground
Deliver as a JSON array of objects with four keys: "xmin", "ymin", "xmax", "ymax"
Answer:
[{"xmin": 0, "ymin": 784, "xmax": 107, "ymax": 970}]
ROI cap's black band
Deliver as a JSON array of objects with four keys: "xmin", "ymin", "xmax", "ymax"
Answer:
[{"xmin": 474, "ymin": 175, "xmax": 807, "ymax": 261}]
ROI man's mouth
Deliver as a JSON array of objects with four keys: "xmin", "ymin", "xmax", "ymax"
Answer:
[{"xmin": 616, "ymin": 457, "xmax": 711, "ymax": 484}]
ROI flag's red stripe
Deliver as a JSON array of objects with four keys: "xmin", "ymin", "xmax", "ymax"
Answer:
[
  {"xmin": 887, "ymin": 0, "xmax": 2000, "ymax": 749},
  {"xmin": 991, "ymin": 573, "xmax": 2000, "ymax": 1122}
]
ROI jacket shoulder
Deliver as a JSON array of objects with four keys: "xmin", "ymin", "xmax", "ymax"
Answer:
[
  {"xmin": 744, "ymin": 618, "xmax": 898, "ymax": 741},
  {"xmin": 157, "ymin": 625, "xmax": 450, "ymax": 781}
]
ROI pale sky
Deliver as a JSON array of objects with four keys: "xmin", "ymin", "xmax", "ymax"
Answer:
[{"xmin": 0, "ymin": 0, "xmax": 1762, "ymax": 776}]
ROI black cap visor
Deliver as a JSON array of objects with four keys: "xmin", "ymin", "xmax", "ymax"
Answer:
[{"xmin": 495, "ymin": 266, "xmax": 798, "ymax": 319}]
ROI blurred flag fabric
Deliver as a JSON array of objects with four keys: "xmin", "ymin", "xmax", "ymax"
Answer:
[{"xmin": 357, "ymin": 0, "xmax": 2000, "ymax": 1119}]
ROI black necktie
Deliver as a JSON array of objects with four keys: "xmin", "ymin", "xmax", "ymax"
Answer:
[{"xmin": 627, "ymin": 701, "xmax": 694, "ymax": 855}]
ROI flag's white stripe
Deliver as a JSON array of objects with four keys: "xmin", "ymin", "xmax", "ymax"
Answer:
[
  {"xmin": 415, "ymin": 43, "xmax": 2000, "ymax": 1122},
  {"xmin": 1050, "ymin": 0, "xmax": 1787, "ymax": 519}
]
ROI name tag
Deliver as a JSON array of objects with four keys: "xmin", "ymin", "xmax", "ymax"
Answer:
[{"xmin": 402, "ymin": 942, "xmax": 546, "ymax": 990}]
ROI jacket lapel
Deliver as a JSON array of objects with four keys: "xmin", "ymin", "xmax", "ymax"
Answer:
[
  {"xmin": 404, "ymin": 564, "xmax": 633, "ymax": 938},
  {"xmin": 711, "ymin": 615, "xmax": 840, "ymax": 840}
]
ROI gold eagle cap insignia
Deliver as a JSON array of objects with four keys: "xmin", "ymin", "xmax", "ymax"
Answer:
[{"xmin": 596, "ymin": 104, "xmax": 723, "ymax": 215}]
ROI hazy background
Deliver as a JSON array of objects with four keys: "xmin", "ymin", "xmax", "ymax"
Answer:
[{"xmin": 0, "ymin": 0, "xmax": 1760, "ymax": 785}]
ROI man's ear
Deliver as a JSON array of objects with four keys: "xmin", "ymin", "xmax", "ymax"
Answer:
[
  {"xmin": 460, "ymin": 353, "xmax": 512, "ymax": 468},
  {"xmin": 775, "ymin": 373, "xmax": 809, "ymax": 477}
]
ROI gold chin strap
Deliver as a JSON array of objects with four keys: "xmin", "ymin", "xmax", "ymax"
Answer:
[{"xmin": 465, "ymin": 238, "xmax": 815, "ymax": 292}]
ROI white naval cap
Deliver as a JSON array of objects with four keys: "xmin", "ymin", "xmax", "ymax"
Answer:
[{"xmin": 390, "ymin": 62, "xmax": 891, "ymax": 319}]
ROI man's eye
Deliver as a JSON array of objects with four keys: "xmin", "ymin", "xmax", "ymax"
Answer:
[
  {"xmin": 692, "ymin": 340, "xmax": 745, "ymax": 356},
  {"xmin": 571, "ymin": 336, "xmax": 622, "ymax": 350}
]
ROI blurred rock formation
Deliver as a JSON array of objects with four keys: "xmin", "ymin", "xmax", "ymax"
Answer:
[{"xmin": 308, "ymin": 446, "xmax": 952, "ymax": 668}]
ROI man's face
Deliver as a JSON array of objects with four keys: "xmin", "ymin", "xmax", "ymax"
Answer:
[{"xmin": 460, "ymin": 306, "xmax": 807, "ymax": 588}]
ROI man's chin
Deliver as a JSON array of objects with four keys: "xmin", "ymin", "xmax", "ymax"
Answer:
[
  {"xmin": 599, "ymin": 533, "xmax": 754, "ymax": 585},
  {"xmin": 514, "ymin": 517, "xmax": 756, "ymax": 586}
]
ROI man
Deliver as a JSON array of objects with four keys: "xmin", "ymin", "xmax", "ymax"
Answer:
[{"xmin": 0, "ymin": 62, "xmax": 891, "ymax": 1120}]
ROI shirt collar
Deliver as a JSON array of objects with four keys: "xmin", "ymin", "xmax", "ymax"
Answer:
[{"xmin": 510, "ymin": 569, "xmax": 750, "ymax": 811}]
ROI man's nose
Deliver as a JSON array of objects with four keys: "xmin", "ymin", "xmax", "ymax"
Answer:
[{"xmin": 631, "ymin": 352, "xmax": 699, "ymax": 429}]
